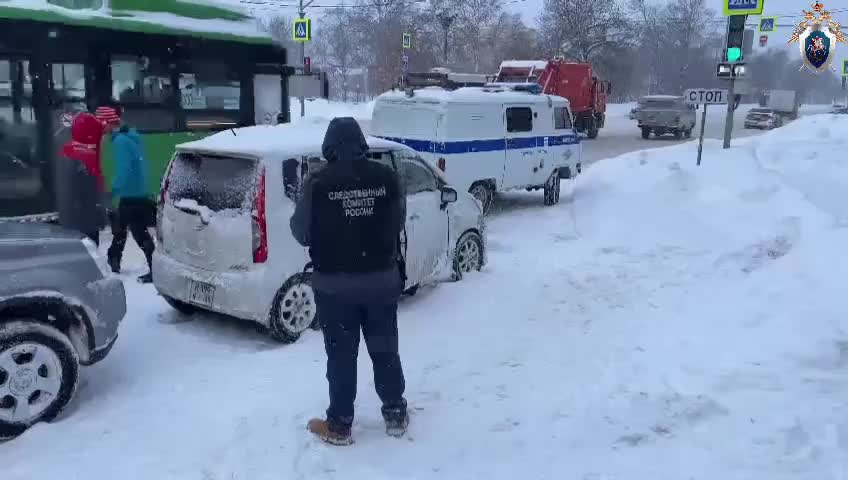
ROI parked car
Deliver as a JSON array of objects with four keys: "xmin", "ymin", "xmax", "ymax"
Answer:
[
  {"xmin": 636, "ymin": 95, "xmax": 697, "ymax": 139},
  {"xmin": 744, "ymin": 108, "xmax": 782, "ymax": 130},
  {"xmin": 0, "ymin": 222, "xmax": 126, "ymax": 440},
  {"xmin": 152, "ymin": 121, "xmax": 487, "ymax": 344}
]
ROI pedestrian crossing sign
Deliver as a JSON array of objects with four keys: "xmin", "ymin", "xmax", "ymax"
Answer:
[
  {"xmin": 758, "ymin": 17, "xmax": 776, "ymax": 33},
  {"xmin": 403, "ymin": 33, "xmax": 412, "ymax": 49},
  {"xmin": 293, "ymin": 18, "xmax": 311, "ymax": 43}
]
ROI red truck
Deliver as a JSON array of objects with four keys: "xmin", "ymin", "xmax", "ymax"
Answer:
[{"xmin": 493, "ymin": 59, "xmax": 611, "ymax": 138}]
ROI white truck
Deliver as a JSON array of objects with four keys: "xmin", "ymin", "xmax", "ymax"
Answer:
[{"xmin": 766, "ymin": 90, "xmax": 799, "ymax": 121}]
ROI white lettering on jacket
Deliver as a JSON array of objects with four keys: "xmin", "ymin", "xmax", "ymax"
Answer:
[{"xmin": 328, "ymin": 186, "xmax": 386, "ymax": 217}]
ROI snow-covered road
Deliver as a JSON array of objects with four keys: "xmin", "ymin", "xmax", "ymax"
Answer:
[{"xmin": 3, "ymin": 113, "xmax": 848, "ymax": 479}]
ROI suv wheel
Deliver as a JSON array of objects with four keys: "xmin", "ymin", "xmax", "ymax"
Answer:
[
  {"xmin": 268, "ymin": 273, "xmax": 319, "ymax": 343},
  {"xmin": 641, "ymin": 127, "xmax": 651, "ymax": 139},
  {"xmin": 0, "ymin": 321, "xmax": 79, "ymax": 440}
]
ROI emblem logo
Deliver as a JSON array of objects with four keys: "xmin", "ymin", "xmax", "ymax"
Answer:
[{"xmin": 788, "ymin": 1, "xmax": 847, "ymax": 74}]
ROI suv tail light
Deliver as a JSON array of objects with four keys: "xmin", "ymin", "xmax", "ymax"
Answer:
[
  {"xmin": 438, "ymin": 157, "xmax": 446, "ymax": 171},
  {"xmin": 252, "ymin": 167, "xmax": 268, "ymax": 263},
  {"xmin": 156, "ymin": 159, "xmax": 175, "ymax": 243}
]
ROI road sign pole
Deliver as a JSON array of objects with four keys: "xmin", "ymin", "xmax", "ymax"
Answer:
[
  {"xmin": 298, "ymin": 0, "xmax": 305, "ymax": 117},
  {"xmin": 723, "ymin": 76, "xmax": 736, "ymax": 149},
  {"xmin": 697, "ymin": 104, "xmax": 708, "ymax": 166}
]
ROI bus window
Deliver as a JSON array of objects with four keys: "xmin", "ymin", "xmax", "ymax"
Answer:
[{"xmin": 111, "ymin": 56, "xmax": 173, "ymax": 104}]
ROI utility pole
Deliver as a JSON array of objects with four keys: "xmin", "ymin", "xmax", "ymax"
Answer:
[
  {"xmin": 298, "ymin": 0, "xmax": 315, "ymax": 117},
  {"xmin": 438, "ymin": 13, "xmax": 455, "ymax": 66},
  {"xmin": 722, "ymin": 77, "xmax": 735, "ymax": 149}
]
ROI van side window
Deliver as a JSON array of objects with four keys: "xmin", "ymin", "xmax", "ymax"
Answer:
[
  {"xmin": 401, "ymin": 159, "xmax": 438, "ymax": 195},
  {"xmin": 506, "ymin": 107, "xmax": 533, "ymax": 133},
  {"xmin": 554, "ymin": 107, "xmax": 573, "ymax": 129}
]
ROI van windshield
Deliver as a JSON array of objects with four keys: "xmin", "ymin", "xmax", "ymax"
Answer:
[{"xmin": 167, "ymin": 152, "xmax": 259, "ymax": 212}]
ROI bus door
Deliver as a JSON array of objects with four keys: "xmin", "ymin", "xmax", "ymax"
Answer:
[{"xmin": 0, "ymin": 57, "xmax": 51, "ymax": 217}]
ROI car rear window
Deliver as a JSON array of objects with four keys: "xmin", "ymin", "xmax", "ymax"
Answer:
[
  {"xmin": 167, "ymin": 152, "xmax": 258, "ymax": 212},
  {"xmin": 643, "ymin": 100, "xmax": 676, "ymax": 109}
]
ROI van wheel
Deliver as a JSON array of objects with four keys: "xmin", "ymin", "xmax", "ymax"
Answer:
[
  {"xmin": 452, "ymin": 231, "xmax": 483, "ymax": 280},
  {"xmin": 673, "ymin": 129, "xmax": 683, "ymax": 140},
  {"xmin": 0, "ymin": 321, "xmax": 79, "ymax": 440},
  {"xmin": 469, "ymin": 182, "xmax": 493, "ymax": 214},
  {"xmin": 684, "ymin": 127, "xmax": 693, "ymax": 138},
  {"xmin": 543, "ymin": 171, "xmax": 561, "ymax": 206},
  {"xmin": 268, "ymin": 273, "xmax": 319, "ymax": 343},
  {"xmin": 641, "ymin": 127, "xmax": 650, "ymax": 139}
]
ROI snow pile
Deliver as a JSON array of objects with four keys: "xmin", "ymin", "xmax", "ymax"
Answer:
[{"xmin": 3, "ymin": 114, "xmax": 848, "ymax": 479}]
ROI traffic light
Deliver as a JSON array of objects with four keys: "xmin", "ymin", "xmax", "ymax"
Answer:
[
  {"xmin": 726, "ymin": 14, "xmax": 747, "ymax": 62},
  {"xmin": 304, "ymin": 56, "xmax": 311, "ymax": 74}
]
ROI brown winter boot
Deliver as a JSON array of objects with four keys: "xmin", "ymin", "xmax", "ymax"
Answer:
[{"xmin": 307, "ymin": 418, "xmax": 353, "ymax": 446}]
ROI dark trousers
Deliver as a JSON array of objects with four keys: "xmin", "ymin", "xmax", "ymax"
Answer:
[
  {"xmin": 315, "ymin": 290, "xmax": 407, "ymax": 432},
  {"xmin": 108, "ymin": 197, "xmax": 155, "ymax": 270},
  {"xmin": 85, "ymin": 230, "xmax": 100, "ymax": 247}
]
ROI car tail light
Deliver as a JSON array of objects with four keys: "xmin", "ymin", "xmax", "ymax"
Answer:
[
  {"xmin": 437, "ymin": 157, "xmax": 446, "ymax": 172},
  {"xmin": 252, "ymin": 167, "xmax": 268, "ymax": 263},
  {"xmin": 156, "ymin": 159, "xmax": 175, "ymax": 243}
]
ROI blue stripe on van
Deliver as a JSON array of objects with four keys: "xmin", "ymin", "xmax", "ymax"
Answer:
[{"xmin": 376, "ymin": 134, "xmax": 580, "ymax": 155}]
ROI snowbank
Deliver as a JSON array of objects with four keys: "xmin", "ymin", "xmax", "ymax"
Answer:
[
  {"xmin": 290, "ymin": 98, "xmax": 375, "ymax": 124},
  {"xmin": 3, "ymin": 114, "xmax": 848, "ymax": 479}
]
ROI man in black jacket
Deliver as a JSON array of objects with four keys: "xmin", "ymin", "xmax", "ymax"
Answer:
[{"xmin": 290, "ymin": 117, "xmax": 408, "ymax": 446}]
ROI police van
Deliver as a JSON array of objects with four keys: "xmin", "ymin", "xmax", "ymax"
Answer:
[{"xmin": 370, "ymin": 78, "xmax": 582, "ymax": 213}]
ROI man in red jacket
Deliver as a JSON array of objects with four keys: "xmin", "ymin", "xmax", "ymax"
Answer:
[{"xmin": 58, "ymin": 112, "xmax": 107, "ymax": 245}]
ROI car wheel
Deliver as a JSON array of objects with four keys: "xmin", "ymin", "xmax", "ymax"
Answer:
[
  {"xmin": 468, "ymin": 182, "xmax": 494, "ymax": 215},
  {"xmin": 684, "ymin": 127, "xmax": 693, "ymax": 138},
  {"xmin": 0, "ymin": 321, "xmax": 79, "ymax": 440},
  {"xmin": 452, "ymin": 231, "xmax": 484, "ymax": 280},
  {"xmin": 162, "ymin": 295, "xmax": 197, "ymax": 316},
  {"xmin": 641, "ymin": 127, "xmax": 650, "ymax": 139},
  {"xmin": 673, "ymin": 129, "xmax": 683, "ymax": 140},
  {"xmin": 268, "ymin": 273, "xmax": 319, "ymax": 343},
  {"xmin": 543, "ymin": 171, "xmax": 561, "ymax": 206}
]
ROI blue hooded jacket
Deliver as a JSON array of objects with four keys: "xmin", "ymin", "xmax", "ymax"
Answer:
[{"xmin": 111, "ymin": 127, "xmax": 148, "ymax": 200}]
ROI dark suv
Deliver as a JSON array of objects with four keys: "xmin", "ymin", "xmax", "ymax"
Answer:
[{"xmin": 0, "ymin": 222, "xmax": 126, "ymax": 440}]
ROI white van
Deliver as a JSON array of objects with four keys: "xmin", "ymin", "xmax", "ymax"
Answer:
[
  {"xmin": 370, "ymin": 85, "xmax": 582, "ymax": 213},
  {"xmin": 152, "ymin": 120, "xmax": 486, "ymax": 343}
]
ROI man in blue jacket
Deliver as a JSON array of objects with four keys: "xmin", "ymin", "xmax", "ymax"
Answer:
[{"xmin": 99, "ymin": 105, "xmax": 156, "ymax": 284}]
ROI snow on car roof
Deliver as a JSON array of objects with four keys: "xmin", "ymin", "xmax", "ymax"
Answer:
[
  {"xmin": 499, "ymin": 60, "xmax": 548, "ymax": 70},
  {"xmin": 377, "ymin": 86, "xmax": 570, "ymax": 106},
  {"xmin": 177, "ymin": 119, "xmax": 403, "ymax": 158}
]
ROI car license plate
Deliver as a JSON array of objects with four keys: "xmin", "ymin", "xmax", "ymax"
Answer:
[{"xmin": 187, "ymin": 279, "xmax": 216, "ymax": 306}]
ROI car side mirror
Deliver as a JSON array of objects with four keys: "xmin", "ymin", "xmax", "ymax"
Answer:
[{"xmin": 440, "ymin": 186, "xmax": 458, "ymax": 208}]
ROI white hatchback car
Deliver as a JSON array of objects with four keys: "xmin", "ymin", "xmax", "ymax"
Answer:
[{"xmin": 152, "ymin": 120, "xmax": 486, "ymax": 343}]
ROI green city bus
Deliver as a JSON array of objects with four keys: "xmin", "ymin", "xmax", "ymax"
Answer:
[{"xmin": 0, "ymin": 0, "xmax": 290, "ymax": 218}]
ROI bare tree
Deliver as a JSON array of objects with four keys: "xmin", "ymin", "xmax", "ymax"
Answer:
[{"xmin": 538, "ymin": 0, "xmax": 628, "ymax": 62}]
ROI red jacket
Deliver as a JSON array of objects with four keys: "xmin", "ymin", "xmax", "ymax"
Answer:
[{"xmin": 61, "ymin": 112, "xmax": 105, "ymax": 192}]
